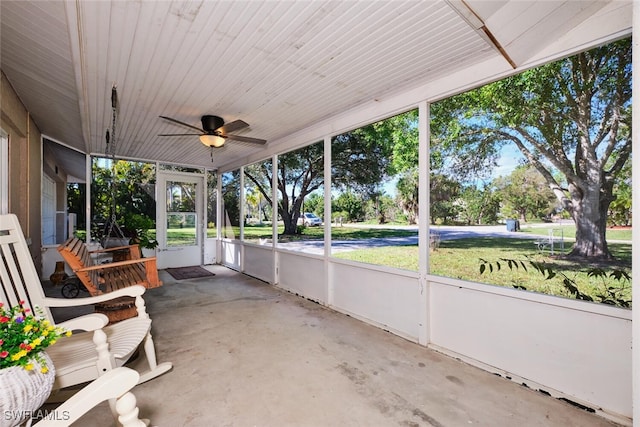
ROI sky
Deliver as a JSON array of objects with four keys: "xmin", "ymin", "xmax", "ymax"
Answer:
[
  {"xmin": 492, "ymin": 145, "xmax": 525, "ymax": 179},
  {"xmin": 378, "ymin": 143, "xmax": 525, "ymax": 197}
]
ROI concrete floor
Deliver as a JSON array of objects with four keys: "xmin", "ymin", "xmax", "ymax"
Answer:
[{"xmin": 51, "ymin": 265, "xmax": 619, "ymax": 426}]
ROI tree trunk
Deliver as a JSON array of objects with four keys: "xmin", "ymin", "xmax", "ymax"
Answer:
[
  {"xmin": 566, "ymin": 183, "xmax": 612, "ymax": 260},
  {"xmin": 281, "ymin": 209, "xmax": 299, "ymax": 235},
  {"xmin": 283, "ymin": 219, "xmax": 298, "ymax": 235},
  {"xmin": 280, "ymin": 197, "xmax": 304, "ymax": 235}
]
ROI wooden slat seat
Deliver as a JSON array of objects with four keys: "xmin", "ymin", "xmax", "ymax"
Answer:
[{"xmin": 58, "ymin": 237, "xmax": 162, "ymax": 296}]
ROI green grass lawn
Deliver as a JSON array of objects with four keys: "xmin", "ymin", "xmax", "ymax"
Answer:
[
  {"xmin": 162, "ymin": 223, "xmax": 632, "ymax": 307},
  {"xmin": 333, "ymin": 236, "xmax": 631, "ymax": 307},
  {"xmin": 519, "ymin": 223, "xmax": 631, "ymax": 241},
  {"xmin": 231, "ymin": 223, "xmax": 417, "ymax": 241},
  {"xmin": 431, "ymin": 238, "xmax": 630, "ymax": 301},
  {"xmin": 333, "ymin": 245, "xmax": 419, "ymax": 271}
]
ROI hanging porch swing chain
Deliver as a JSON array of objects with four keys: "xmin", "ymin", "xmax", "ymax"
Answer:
[
  {"xmin": 108, "ymin": 85, "xmax": 117, "ymax": 158},
  {"xmin": 103, "ymin": 85, "xmax": 125, "ymax": 242}
]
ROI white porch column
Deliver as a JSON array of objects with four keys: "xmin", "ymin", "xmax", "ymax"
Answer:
[
  {"xmin": 418, "ymin": 101, "xmax": 430, "ymax": 346},
  {"xmin": 324, "ymin": 135, "xmax": 333, "ymax": 306},
  {"xmin": 85, "ymin": 154, "xmax": 92, "ymax": 242},
  {"xmin": 272, "ymin": 154, "xmax": 278, "ymax": 284}
]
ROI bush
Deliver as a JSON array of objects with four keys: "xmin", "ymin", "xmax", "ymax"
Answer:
[{"xmin": 331, "ymin": 211, "xmax": 349, "ymax": 224}]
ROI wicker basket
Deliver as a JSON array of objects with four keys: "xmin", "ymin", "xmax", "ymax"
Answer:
[{"xmin": 0, "ymin": 353, "xmax": 55, "ymax": 427}]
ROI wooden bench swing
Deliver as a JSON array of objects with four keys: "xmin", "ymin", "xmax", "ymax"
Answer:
[
  {"xmin": 56, "ymin": 88, "xmax": 164, "ymax": 321},
  {"xmin": 58, "ymin": 237, "xmax": 162, "ymax": 322}
]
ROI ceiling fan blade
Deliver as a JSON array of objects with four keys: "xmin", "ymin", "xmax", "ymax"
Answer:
[
  {"xmin": 225, "ymin": 134, "xmax": 267, "ymax": 144},
  {"xmin": 159, "ymin": 115, "xmax": 204, "ymax": 133},
  {"xmin": 217, "ymin": 120, "xmax": 249, "ymax": 134},
  {"xmin": 158, "ymin": 133, "xmax": 202, "ymax": 136}
]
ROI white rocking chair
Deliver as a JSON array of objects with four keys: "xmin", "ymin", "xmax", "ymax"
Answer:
[
  {"xmin": 34, "ymin": 367, "xmax": 151, "ymax": 427},
  {"xmin": 0, "ymin": 214, "xmax": 172, "ymax": 394}
]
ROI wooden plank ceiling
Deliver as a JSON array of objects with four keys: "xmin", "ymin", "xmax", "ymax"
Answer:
[{"xmin": 0, "ymin": 1, "xmax": 631, "ymax": 171}]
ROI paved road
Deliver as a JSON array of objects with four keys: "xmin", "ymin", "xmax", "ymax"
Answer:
[{"xmin": 278, "ymin": 224, "xmax": 552, "ymax": 255}]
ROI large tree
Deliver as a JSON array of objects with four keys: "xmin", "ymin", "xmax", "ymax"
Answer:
[
  {"xmin": 431, "ymin": 38, "xmax": 631, "ymax": 260},
  {"xmin": 221, "ymin": 170, "xmax": 241, "ymax": 231},
  {"xmin": 608, "ymin": 161, "xmax": 631, "ymax": 226},
  {"xmin": 245, "ymin": 123, "xmax": 395, "ymax": 234},
  {"xmin": 91, "ymin": 158, "xmax": 156, "ymax": 239},
  {"xmin": 458, "ymin": 185, "xmax": 500, "ymax": 226},
  {"xmin": 429, "ymin": 173, "xmax": 461, "ymax": 225},
  {"xmin": 493, "ymin": 164, "xmax": 557, "ymax": 222},
  {"xmin": 395, "ymin": 167, "xmax": 419, "ymax": 224},
  {"xmin": 244, "ymin": 144, "xmax": 323, "ymax": 235}
]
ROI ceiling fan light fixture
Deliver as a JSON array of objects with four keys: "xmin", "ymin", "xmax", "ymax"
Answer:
[{"xmin": 200, "ymin": 134, "xmax": 225, "ymax": 147}]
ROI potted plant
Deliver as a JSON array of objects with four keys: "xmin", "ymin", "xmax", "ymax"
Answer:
[
  {"xmin": 0, "ymin": 302, "xmax": 70, "ymax": 427},
  {"xmin": 123, "ymin": 213, "xmax": 159, "ymax": 256}
]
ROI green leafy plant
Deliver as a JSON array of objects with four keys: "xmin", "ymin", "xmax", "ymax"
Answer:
[
  {"xmin": 478, "ymin": 257, "xmax": 631, "ymax": 307},
  {"xmin": 0, "ymin": 302, "xmax": 71, "ymax": 372},
  {"xmin": 585, "ymin": 268, "xmax": 632, "ymax": 308},
  {"xmin": 123, "ymin": 213, "xmax": 158, "ymax": 250}
]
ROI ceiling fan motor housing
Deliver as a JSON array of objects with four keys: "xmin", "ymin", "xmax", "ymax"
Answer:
[{"xmin": 201, "ymin": 115, "xmax": 225, "ymax": 133}]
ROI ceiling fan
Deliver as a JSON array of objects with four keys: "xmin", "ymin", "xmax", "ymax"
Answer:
[{"xmin": 159, "ymin": 115, "xmax": 267, "ymax": 148}]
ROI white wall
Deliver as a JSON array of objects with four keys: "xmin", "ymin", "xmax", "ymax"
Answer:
[
  {"xmin": 243, "ymin": 244, "xmax": 274, "ymax": 283},
  {"xmin": 278, "ymin": 250, "xmax": 326, "ymax": 303},
  {"xmin": 330, "ymin": 261, "xmax": 420, "ymax": 341},
  {"xmin": 221, "ymin": 240, "xmax": 241, "ymax": 271},
  {"xmin": 428, "ymin": 276, "xmax": 632, "ymax": 421},
  {"xmin": 277, "ymin": 252, "xmax": 422, "ymax": 342},
  {"xmin": 41, "ymin": 174, "xmax": 56, "ymax": 245}
]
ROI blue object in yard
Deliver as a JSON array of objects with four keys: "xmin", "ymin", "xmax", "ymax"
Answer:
[{"xmin": 506, "ymin": 219, "xmax": 518, "ymax": 232}]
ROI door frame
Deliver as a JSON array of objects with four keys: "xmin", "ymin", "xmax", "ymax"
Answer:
[
  {"xmin": 0, "ymin": 129, "xmax": 7, "ymax": 215},
  {"xmin": 156, "ymin": 171, "xmax": 205, "ymax": 269}
]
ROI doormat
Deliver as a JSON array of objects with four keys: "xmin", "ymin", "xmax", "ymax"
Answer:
[{"xmin": 165, "ymin": 266, "xmax": 215, "ymax": 280}]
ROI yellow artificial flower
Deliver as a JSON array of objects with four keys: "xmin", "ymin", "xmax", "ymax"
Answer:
[
  {"xmin": 0, "ymin": 304, "xmax": 70, "ymax": 370},
  {"xmin": 11, "ymin": 350, "xmax": 26, "ymax": 361},
  {"xmin": 65, "ymin": 331, "xmax": 72, "ymax": 337}
]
